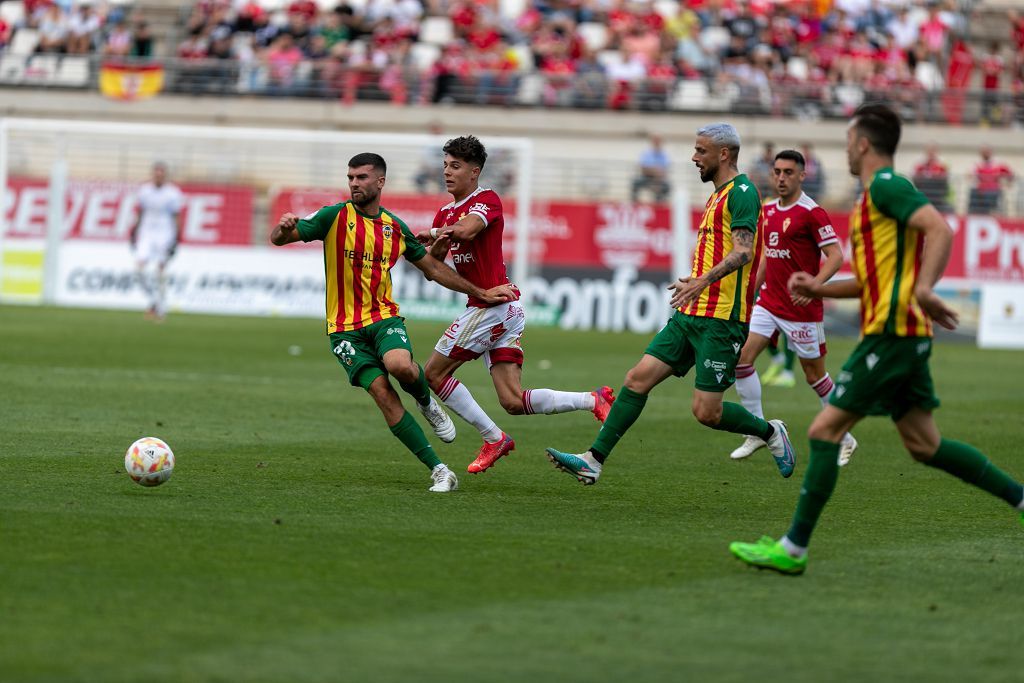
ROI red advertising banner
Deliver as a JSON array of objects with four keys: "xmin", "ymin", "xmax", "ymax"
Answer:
[
  {"xmin": 4, "ymin": 177, "xmax": 253, "ymax": 245},
  {"xmin": 272, "ymin": 188, "xmax": 1024, "ymax": 282}
]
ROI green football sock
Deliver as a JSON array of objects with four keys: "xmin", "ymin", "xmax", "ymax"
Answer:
[
  {"xmin": 926, "ymin": 438, "xmax": 1024, "ymax": 507},
  {"xmin": 399, "ymin": 365, "xmax": 431, "ymax": 407},
  {"xmin": 590, "ymin": 386, "xmax": 648, "ymax": 462},
  {"xmin": 714, "ymin": 402, "xmax": 774, "ymax": 441},
  {"xmin": 786, "ymin": 439, "xmax": 841, "ymax": 547},
  {"xmin": 783, "ymin": 344, "xmax": 796, "ymax": 372},
  {"xmin": 389, "ymin": 410, "xmax": 441, "ymax": 470}
]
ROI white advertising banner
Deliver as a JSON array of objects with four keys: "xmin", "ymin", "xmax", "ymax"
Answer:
[
  {"xmin": 978, "ymin": 283, "xmax": 1024, "ymax": 349},
  {"xmin": 54, "ymin": 242, "xmax": 325, "ymax": 318}
]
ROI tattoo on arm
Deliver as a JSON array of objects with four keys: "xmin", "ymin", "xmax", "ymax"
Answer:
[{"xmin": 701, "ymin": 228, "xmax": 753, "ymax": 285}]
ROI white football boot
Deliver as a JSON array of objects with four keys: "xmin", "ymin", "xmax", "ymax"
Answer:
[
  {"xmin": 429, "ymin": 464, "xmax": 459, "ymax": 492},
  {"xmin": 730, "ymin": 435, "xmax": 767, "ymax": 460},
  {"xmin": 838, "ymin": 433, "xmax": 858, "ymax": 467},
  {"xmin": 418, "ymin": 397, "xmax": 456, "ymax": 443}
]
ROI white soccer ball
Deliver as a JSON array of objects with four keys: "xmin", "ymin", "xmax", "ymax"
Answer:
[{"xmin": 124, "ymin": 437, "xmax": 175, "ymax": 487}]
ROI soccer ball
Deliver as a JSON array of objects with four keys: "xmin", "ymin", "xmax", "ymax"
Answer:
[{"xmin": 124, "ymin": 437, "xmax": 175, "ymax": 487}]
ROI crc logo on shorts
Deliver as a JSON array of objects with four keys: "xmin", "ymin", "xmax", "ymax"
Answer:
[
  {"xmin": 791, "ymin": 327, "xmax": 815, "ymax": 343},
  {"xmin": 333, "ymin": 340, "xmax": 356, "ymax": 366}
]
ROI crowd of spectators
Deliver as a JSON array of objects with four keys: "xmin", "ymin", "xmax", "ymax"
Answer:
[
  {"xmin": 2, "ymin": 0, "xmax": 1024, "ymax": 123},
  {"xmin": 1, "ymin": 0, "xmax": 153, "ymax": 57}
]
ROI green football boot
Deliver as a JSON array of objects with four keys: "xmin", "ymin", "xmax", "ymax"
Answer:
[{"xmin": 729, "ymin": 536, "xmax": 807, "ymax": 575}]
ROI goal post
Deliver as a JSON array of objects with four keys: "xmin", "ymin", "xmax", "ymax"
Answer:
[{"xmin": 0, "ymin": 117, "xmax": 534, "ymax": 315}]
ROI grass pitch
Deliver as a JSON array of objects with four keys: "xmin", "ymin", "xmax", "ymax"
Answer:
[{"xmin": 2, "ymin": 305, "xmax": 1023, "ymax": 682}]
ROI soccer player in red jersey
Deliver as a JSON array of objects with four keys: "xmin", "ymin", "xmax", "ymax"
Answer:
[
  {"xmin": 729, "ymin": 149, "xmax": 858, "ymax": 467},
  {"xmin": 417, "ymin": 136, "xmax": 615, "ymax": 474}
]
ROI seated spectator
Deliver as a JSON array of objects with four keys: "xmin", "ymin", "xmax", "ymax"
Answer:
[
  {"xmin": 800, "ymin": 143, "xmax": 826, "ymax": 199},
  {"xmin": 631, "ymin": 134, "xmax": 671, "ymax": 203},
  {"xmin": 37, "ymin": 4, "xmax": 69, "ymax": 53},
  {"xmin": 912, "ymin": 144, "xmax": 950, "ymax": 211},
  {"xmin": 131, "ymin": 17, "xmax": 154, "ymax": 58},
  {"xmin": 66, "ymin": 4, "xmax": 101, "ymax": 55},
  {"xmin": 750, "ymin": 142, "xmax": 775, "ymax": 199},
  {"xmin": 104, "ymin": 17, "xmax": 134, "ymax": 57},
  {"xmin": 969, "ymin": 147, "xmax": 1015, "ymax": 215}
]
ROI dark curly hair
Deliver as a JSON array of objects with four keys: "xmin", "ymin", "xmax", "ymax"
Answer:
[{"xmin": 442, "ymin": 135, "xmax": 487, "ymax": 169}]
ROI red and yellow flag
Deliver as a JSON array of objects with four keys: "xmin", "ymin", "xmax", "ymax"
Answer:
[{"xmin": 99, "ymin": 62, "xmax": 164, "ymax": 101}]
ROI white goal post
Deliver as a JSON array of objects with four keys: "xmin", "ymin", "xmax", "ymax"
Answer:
[{"xmin": 0, "ymin": 117, "xmax": 534, "ymax": 312}]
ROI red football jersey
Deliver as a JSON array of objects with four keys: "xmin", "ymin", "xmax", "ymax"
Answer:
[
  {"xmin": 432, "ymin": 187, "xmax": 518, "ymax": 308},
  {"xmin": 757, "ymin": 193, "xmax": 838, "ymax": 322}
]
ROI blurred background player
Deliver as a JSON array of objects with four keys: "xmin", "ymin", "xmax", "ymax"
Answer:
[
  {"xmin": 729, "ymin": 149, "xmax": 857, "ymax": 467},
  {"xmin": 545, "ymin": 123, "xmax": 797, "ymax": 486},
  {"xmin": 760, "ymin": 337, "xmax": 797, "ymax": 388},
  {"xmin": 271, "ymin": 152, "xmax": 514, "ymax": 493},
  {"xmin": 130, "ymin": 161, "xmax": 183, "ymax": 322},
  {"xmin": 730, "ymin": 104, "xmax": 1024, "ymax": 575},
  {"xmin": 418, "ymin": 135, "xmax": 615, "ymax": 475}
]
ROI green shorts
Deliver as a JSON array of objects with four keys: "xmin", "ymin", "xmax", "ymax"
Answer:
[
  {"xmin": 644, "ymin": 312, "xmax": 747, "ymax": 392},
  {"xmin": 830, "ymin": 334, "xmax": 940, "ymax": 420},
  {"xmin": 327, "ymin": 317, "xmax": 414, "ymax": 390}
]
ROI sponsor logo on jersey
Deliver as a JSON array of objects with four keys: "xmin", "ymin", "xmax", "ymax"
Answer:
[
  {"xmin": 769, "ymin": 232, "xmax": 780, "ymax": 247},
  {"xmin": 468, "ymin": 202, "xmax": 490, "ymax": 215},
  {"xmin": 764, "ymin": 247, "xmax": 792, "ymax": 259},
  {"xmin": 818, "ymin": 224, "xmax": 836, "ymax": 240}
]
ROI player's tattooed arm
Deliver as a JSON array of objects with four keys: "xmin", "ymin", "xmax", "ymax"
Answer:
[{"xmin": 668, "ymin": 227, "xmax": 753, "ymax": 309}]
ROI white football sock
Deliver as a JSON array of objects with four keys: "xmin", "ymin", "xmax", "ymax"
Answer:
[
  {"xmin": 780, "ymin": 536, "xmax": 807, "ymax": 558},
  {"xmin": 437, "ymin": 377, "xmax": 503, "ymax": 443},
  {"xmin": 522, "ymin": 389, "xmax": 593, "ymax": 415},
  {"xmin": 810, "ymin": 374, "xmax": 834, "ymax": 408},
  {"xmin": 734, "ymin": 365, "xmax": 764, "ymax": 419}
]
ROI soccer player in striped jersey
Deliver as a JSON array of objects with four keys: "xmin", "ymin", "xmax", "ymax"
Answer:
[
  {"xmin": 417, "ymin": 135, "xmax": 615, "ymax": 475},
  {"xmin": 546, "ymin": 122, "xmax": 798, "ymax": 485},
  {"xmin": 730, "ymin": 104, "xmax": 1024, "ymax": 574},
  {"xmin": 271, "ymin": 153, "xmax": 515, "ymax": 493},
  {"xmin": 729, "ymin": 149, "xmax": 858, "ymax": 466}
]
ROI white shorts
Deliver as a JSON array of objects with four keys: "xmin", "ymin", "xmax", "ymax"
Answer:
[
  {"xmin": 434, "ymin": 300, "xmax": 526, "ymax": 369},
  {"xmin": 748, "ymin": 304, "xmax": 826, "ymax": 359},
  {"xmin": 134, "ymin": 232, "xmax": 176, "ymax": 266}
]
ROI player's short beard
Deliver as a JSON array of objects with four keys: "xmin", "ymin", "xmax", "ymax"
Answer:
[
  {"xmin": 352, "ymin": 188, "xmax": 379, "ymax": 208},
  {"xmin": 700, "ymin": 162, "xmax": 717, "ymax": 183}
]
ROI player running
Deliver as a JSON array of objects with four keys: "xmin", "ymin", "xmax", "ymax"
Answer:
[
  {"xmin": 270, "ymin": 152, "xmax": 514, "ymax": 493},
  {"xmin": 546, "ymin": 122, "xmax": 797, "ymax": 485},
  {"xmin": 729, "ymin": 149, "xmax": 858, "ymax": 467},
  {"xmin": 130, "ymin": 161, "xmax": 183, "ymax": 321},
  {"xmin": 730, "ymin": 104, "xmax": 1024, "ymax": 574},
  {"xmin": 417, "ymin": 135, "xmax": 615, "ymax": 474}
]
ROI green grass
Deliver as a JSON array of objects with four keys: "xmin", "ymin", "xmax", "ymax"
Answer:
[{"xmin": 1, "ymin": 305, "xmax": 1023, "ymax": 682}]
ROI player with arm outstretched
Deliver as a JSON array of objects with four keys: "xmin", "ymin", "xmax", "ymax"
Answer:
[
  {"xmin": 545, "ymin": 123, "xmax": 798, "ymax": 486},
  {"xmin": 271, "ymin": 152, "xmax": 514, "ymax": 493},
  {"xmin": 730, "ymin": 104, "xmax": 1024, "ymax": 574},
  {"xmin": 416, "ymin": 135, "xmax": 615, "ymax": 475},
  {"xmin": 729, "ymin": 149, "xmax": 858, "ymax": 467}
]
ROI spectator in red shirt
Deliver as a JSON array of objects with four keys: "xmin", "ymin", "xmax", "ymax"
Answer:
[
  {"xmin": 969, "ymin": 147, "xmax": 1015, "ymax": 215},
  {"xmin": 980, "ymin": 42, "xmax": 1004, "ymax": 125},
  {"xmin": 287, "ymin": 0, "xmax": 318, "ymax": 23},
  {"xmin": 912, "ymin": 143, "xmax": 950, "ymax": 211}
]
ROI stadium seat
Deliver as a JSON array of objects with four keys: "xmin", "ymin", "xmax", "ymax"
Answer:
[
  {"xmin": 54, "ymin": 56, "xmax": 90, "ymax": 87},
  {"xmin": 669, "ymin": 79, "xmax": 709, "ymax": 111},
  {"xmin": 915, "ymin": 61, "xmax": 943, "ymax": 91},
  {"xmin": 499, "ymin": 0, "xmax": 528, "ymax": 19},
  {"xmin": 786, "ymin": 56, "xmax": 808, "ymax": 81},
  {"xmin": 577, "ymin": 22, "xmax": 609, "ymax": 52},
  {"xmin": 24, "ymin": 54, "xmax": 58, "ymax": 84},
  {"xmin": 8, "ymin": 28, "xmax": 40, "ymax": 57},
  {"xmin": 419, "ymin": 17, "xmax": 454, "ymax": 46},
  {"xmin": 596, "ymin": 49, "xmax": 623, "ymax": 70},
  {"xmin": 654, "ymin": 0, "xmax": 680, "ymax": 19},
  {"xmin": 410, "ymin": 42, "xmax": 441, "ymax": 71},
  {"xmin": 0, "ymin": 1, "xmax": 25, "ymax": 27},
  {"xmin": 0, "ymin": 55, "xmax": 25, "ymax": 84},
  {"xmin": 515, "ymin": 73, "xmax": 543, "ymax": 105}
]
